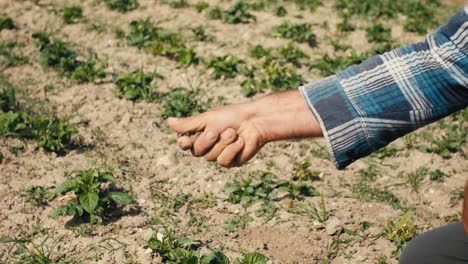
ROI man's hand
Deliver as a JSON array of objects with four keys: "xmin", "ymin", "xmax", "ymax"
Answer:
[
  {"xmin": 463, "ymin": 180, "xmax": 468, "ymax": 235},
  {"xmin": 167, "ymin": 90, "xmax": 323, "ymax": 167}
]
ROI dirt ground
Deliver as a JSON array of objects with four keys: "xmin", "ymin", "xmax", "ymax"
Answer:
[{"xmin": 0, "ymin": 0, "xmax": 467, "ymax": 263}]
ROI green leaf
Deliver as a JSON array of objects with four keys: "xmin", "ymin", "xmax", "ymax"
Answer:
[
  {"xmin": 242, "ymin": 252, "xmax": 268, "ymax": 264},
  {"xmin": 200, "ymin": 250, "xmax": 230, "ymax": 264},
  {"xmin": 107, "ymin": 191, "xmax": 133, "ymax": 205},
  {"xmin": 99, "ymin": 171, "xmax": 116, "ymax": 183},
  {"xmin": 55, "ymin": 179, "xmax": 77, "ymax": 194},
  {"xmin": 79, "ymin": 192, "xmax": 99, "ymax": 213},
  {"xmin": 0, "ymin": 237, "xmax": 30, "ymax": 244}
]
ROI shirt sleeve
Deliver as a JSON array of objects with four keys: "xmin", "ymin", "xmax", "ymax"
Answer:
[{"xmin": 299, "ymin": 6, "xmax": 468, "ymax": 170}]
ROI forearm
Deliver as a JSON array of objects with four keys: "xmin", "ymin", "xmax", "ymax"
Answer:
[{"xmin": 300, "ymin": 7, "xmax": 468, "ymax": 169}]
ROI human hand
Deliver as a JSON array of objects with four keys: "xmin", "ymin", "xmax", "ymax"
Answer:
[
  {"xmin": 167, "ymin": 90, "xmax": 323, "ymax": 167},
  {"xmin": 463, "ymin": 180, "xmax": 468, "ymax": 234}
]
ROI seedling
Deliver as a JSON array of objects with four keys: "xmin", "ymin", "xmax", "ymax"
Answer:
[
  {"xmin": 192, "ymin": 25, "xmax": 215, "ymax": 42},
  {"xmin": 291, "ymin": 160, "xmax": 321, "ymax": 182},
  {"xmin": 161, "ymin": 0, "xmax": 189, "ymax": 8},
  {"xmin": 194, "ymin": 2, "xmax": 209, "ymax": 13},
  {"xmin": 62, "ymin": 5, "xmax": 83, "ymax": 24},
  {"xmin": 310, "ymin": 194, "xmax": 329, "ymax": 223},
  {"xmin": 0, "ymin": 41, "xmax": 28, "ymax": 69},
  {"xmin": 291, "ymin": 0, "xmax": 322, "ymax": 11},
  {"xmin": 160, "ymin": 87, "xmax": 207, "ymax": 118},
  {"xmin": 0, "ymin": 15, "xmax": 15, "ymax": 30},
  {"xmin": 206, "ymin": 55, "xmax": 245, "ymax": 79},
  {"xmin": 311, "ymin": 52, "xmax": 369, "ymax": 76},
  {"xmin": 126, "ymin": 19, "xmax": 198, "ymax": 66},
  {"xmin": 275, "ymin": 6, "xmax": 287, "ymax": 17},
  {"xmin": 428, "ymin": 169, "xmax": 446, "ymax": 182},
  {"xmin": 400, "ymin": 167, "xmax": 428, "ymax": 192},
  {"xmin": 223, "ymin": 2, "xmax": 256, "ymax": 24},
  {"xmin": 224, "ymin": 170, "xmax": 278, "ymax": 207},
  {"xmin": 53, "ymin": 169, "xmax": 134, "ymax": 224},
  {"xmin": 277, "ymin": 180, "xmax": 320, "ymax": 200},
  {"xmin": 0, "ymin": 233, "xmax": 78, "ymax": 263},
  {"xmin": 357, "ymin": 165, "xmax": 378, "ymax": 182},
  {"xmin": 206, "ymin": 6, "xmax": 223, "ymax": 20},
  {"xmin": 114, "ymin": 68, "xmax": 163, "ymax": 102},
  {"xmin": 449, "ymin": 188, "xmax": 464, "ymax": 208},
  {"xmin": 272, "ymin": 22, "xmax": 317, "ymax": 47},
  {"xmin": 21, "ymin": 185, "xmax": 55, "ymax": 206},
  {"xmin": 242, "ymin": 60, "xmax": 303, "ymax": 96},
  {"xmin": 106, "ymin": 0, "xmax": 139, "ymax": 12},
  {"xmin": 352, "ymin": 180, "xmax": 401, "ymax": 209},
  {"xmin": 366, "ymin": 22, "xmax": 392, "ymax": 43},
  {"xmin": 32, "ymin": 32, "xmax": 107, "ymax": 82},
  {"xmin": 384, "ymin": 211, "xmax": 417, "ymax": 257},
  {"xmin": 337, "ymin": 13, "xmax": 355, "ymax": 32},
  {"xmin": 147, "ymin": 229, "xmax": 268, "ymax": 263}
]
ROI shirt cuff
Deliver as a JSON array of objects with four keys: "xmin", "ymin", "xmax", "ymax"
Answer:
[{"xmin": 298, "ymin": 76, "xmax": 372, "ymax": 170}]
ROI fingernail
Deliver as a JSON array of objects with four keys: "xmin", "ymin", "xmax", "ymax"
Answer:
[
  {"xmin": 236, "ymin": 138, "xmax": 243, "ymax": 144},
  {"xmin": 207, "ymin": 131, "xmax": 216, "ymax": 140},
  {"xmin": 168, "ymin": 117, "xmax": 178, "ymax": 123}
]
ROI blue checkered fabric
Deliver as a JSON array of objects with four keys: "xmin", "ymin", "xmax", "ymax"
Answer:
[{"xmin": 299, "ymin": 6, "xmax": 468, "ymax": 170}]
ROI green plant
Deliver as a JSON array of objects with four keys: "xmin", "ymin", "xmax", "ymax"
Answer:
[
  {"xmin": 0, "ymin": 14, "xmax": 15, "ymax": 30},
  {"xmin": 400, "ymin": 167, "xmax": 428, "ymax": 192},
  {"xmin": 357, "ymin": 165, "xmax": 378, "ymax": 181},
  {"xmin": 160, "ymin": 87, "xmax": 207, "ymax": 118},
  {"xmin": 206, "ymin": 6, "xmax": 223, "ymax": 20},
  {"xmin": 53, "ymin": 169, "xmax": 134, "ymax": 224},
  {"xmin": 241, "ymin": 60, "xmax": 303, "ymax": 96},
  {"xmin": 0, "ymin": 41, "xmax": 28, "ymax": 69},
  {"xmin": 21, "ymin": 186, "xmax": 55, "ymax": 206},
  {"xmin": 223, "ymin": 2, "xmax": 256, "ymax": 24},
  {"xmin": 62, "ymin": 5, "xmax": 83, "ymax": 24},
  {"xmin": 276, "ymin": 42, "xmax": 309, "ymax": 66},
  {"xmin": 106, "ymin": 0, "xmax": 139, "ymax": 12},
  {"xmin": 162, "ymin": 0, "xmax": 189, "ymax": 8},
  {"xmin": 192, "ymin": 25, "xmax": 215, "ymax": 41},
  {"xmin": 206, "ymin": 55, "xmax": 245, "ymax": 79},
  {"xmin": 275, "ymin": 6, "xmax": 287, "ymax": 16},
  {"xmin": 0, "ymin": 234, "xmax": 79, "ymax": 263},
  {"xmin": 291, "ymin": 0, "xmax": 322, "ymax": 11},
  {"xmin": 291, "ymin": 160, "xmax": 321, "ymax": 182},
  {"xmin": 272, "ymin": 22, "xmax": 317, "ymax": 47},
  {"xmin": 352, "ymin": 180, "xmax": 401, "ymax": 209},
  {"xmin": 311, "ymin": 52, "xmax": 369, "ymax": 76},
  {"xmin": 114, "ymin": 68, "xmax": 163, "ymax": 102},
  {"xmin": 429, "ymin": 169, "xmax": 446, "ymax": 182},
  {"xmin": 384, "ymin": 211, "xmax": 417, "ymax": 257},
  {"xmin": 147, "ymin": 229, "xmax": 268, "ymax": 263},
  {"xmin": 126, "ymin": 19, "xmax": 198, "ymax": 66},
  {"xmin": 194, "ymin": 2, "xmax": 209, "ymax": 12},
  {"xmin": 366, "ymin": 22, "xmax": 391, "ymax": 43},
  {"xmin": 337, "ymin": 13, "xmax": 355, "ymax": 32},
  {"xmin": 32, "ymin": 32, "xmax": 106, "ymax": 82},
  {"xmin": 310, "ymin": 194, "xmax": 329, "ymax": 223}
]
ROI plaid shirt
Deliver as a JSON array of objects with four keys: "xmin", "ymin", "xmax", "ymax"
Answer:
[{"xmin": 299, "ymin": 6, "xmax": 468, "ymax": 170}]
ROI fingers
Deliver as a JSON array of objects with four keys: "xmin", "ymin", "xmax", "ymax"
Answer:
[
  {"xmin": 192, "ymin": 129, "xmax": 219, "ymax": 156},
  {"xmin": 176, "ymin": 134, "xmax": 199, "ymax": 150},
  {"xmin": 217, "ymin": 137, "xmax": 244, "ymax": 167},
  {"xmin": 204, "ymin": 128, "xmax": 237, "ymax": 161},
  {"xmin": 167, "ymin": 115, "xmax": 206, "ymax": 134},
  {"xmin": 236, "ymin": 137, "xmax": 261, "ymax": 165}
]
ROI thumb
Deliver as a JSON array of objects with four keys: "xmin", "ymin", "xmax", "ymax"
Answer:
[
  {"xmin": 167, "ymin": 114, "xmax": 206, "ymax": 134},
  {"xmin": 463, "ymin": 180, "xmax": 468, "ymax": 235}
]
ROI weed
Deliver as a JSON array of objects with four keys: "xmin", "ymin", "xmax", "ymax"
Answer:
[
  {"xmin": 206, "ymin": 6, "xmax": 223, "ymax": 20},
  {"xmin": 429, "ymin": 169, "xmax": 446, "ymax": 182},
  {"xmin": 126, "ymin": 19, "xmax": 198, "ymax": 66},
  {"xmin": 194, "ymin": 2, "xmax": 209, "ymax": 13},
  {"xmin": 0, "ymin": 233, "xmax": 79, "ymax": 263},
  {"xmin": 147, "ymin": 229, "xmax": 268, "ymax": 263},
  {"xmin": 373, "ymin": 144, "xmax": 398, "ymax": 159},
  {"xmin": 62, "ymin": 5, "xmax": 83, "ymax": 24},
  {"xmin": 21, "ymin": 186, "xmax": 55, "ymax": 206},
  {"xmin": 162, "ymin": 0, "xmax": 190, "ymax": 8},
  {"xmin": 160, "ymin": 87, "xmax": 207, "ymax": 118},
  {"xmin": 0, "ymin": 83, "xmax": 20, "ymax": 112},
  {"xmin": 310, "ymin": 194, "xmax": 329, "ymax": 223},
  {"xmin": 53, "ymin": 169, "xmax": 134, "ymax": 224},
  {"xmin": 249, "ymin": 45, "xmax": 272, "ymax": 59},
  {"xmin": 357, "ymin": 165, "xmax": 378, "ymax": 182},
  {"xmin": 427, "ymin": 109, "xmax": 467, "ymax": 158},
  {"xmin": 272, "ymin": 21, "xmax": 317, "ymax": 47},
  {"xmin": 242, "ymin": 60, "xmax": 303, "ymax": 96},
  {"xmin": 206, "ymin": 55, "xmax": 245, "ymax": 79},
  {"xmin": 225, "ymin": 214, "xmax": 254, "ymax": 233},
  {"xmin": 114, "ymin": 68, "xmax": 163, "ymax": 102},
  {"xmin": 0, "ymin": 41, "xmax": 28, "ymax": 69},
  {"xmin": 352, "ymin": 180, "xmax": 401, "ymax": 209},
  {"xmin": 106, "ymin": 0, "xmax": 138, "ymax": 12},
  {"xmin": 275, "ymin": 6, "xmax": 287, "ymax": 17},
  {"xmin": 291, "ymin": 160, "xmax": 321, "ymax": 182},
  {"xmin": 192, "ymin": 25, "xmax": 215, "ymax": 42},
  {"xmin": 449, "ymin": 188, "xmax": 464, "ymax": 207},
  {"xmin": 0, "ymin": 15, "xmax": 15, "ymax": 30},
  {"xmin": 276, "ymin": 180, "xmax": 320, "ymax": 200},
  {"xmin": 384, "ymin": 211, "xmax": 417, "ymax": 257},
  {"xmin": 277, "ymin": 42, "xmax": 309, "ymax": 66},
  {"xmin": 223, "ymin": 2, "xmax": 256, "ymax": 24},
  {"xmin": 291, "ymin": 0, "xmax": 322, "ymax": 11},
  {"xmin": 32, "ymin": 32, "xmax": 107, "ymax": 82},
  {"xmin": 366, "ymin": 22, "xmax": 391, "ymax": 43},
  {"xmin": 400, "ymin": 167, "xmax": 428, "ymax": 192},
  {"xmin": 311, "ymin": 52, "xmax": 369, "ymax": 76},
  {"xmin": 337, "ymin": 13, "xmax": 355, "ymax": 32}
]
